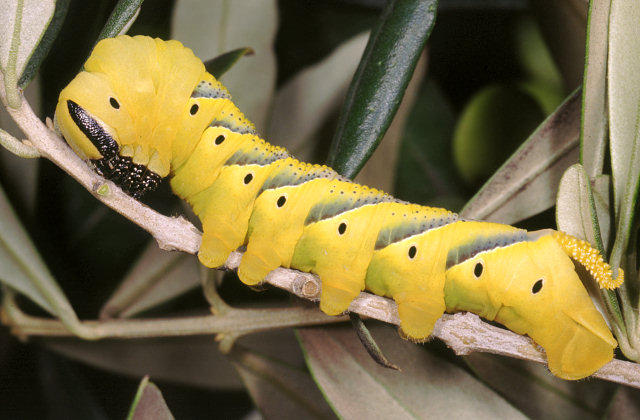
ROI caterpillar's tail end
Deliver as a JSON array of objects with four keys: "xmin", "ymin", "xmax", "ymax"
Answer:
[{"xmin": 551, "ymin": 231, "xmax": 624, "ymax": 290}]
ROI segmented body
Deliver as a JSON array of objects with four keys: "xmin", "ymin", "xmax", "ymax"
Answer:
[{"xmin": 55, "ymin": 35, "xmax": 621, "ymax": 380}]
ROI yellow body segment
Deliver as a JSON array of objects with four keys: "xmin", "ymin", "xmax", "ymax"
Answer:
[
  {"xmin": 171, "ymin": 127, "xmax": 251, "ymax": 200},
  {"xmin": 291, "ymin": 198, "xmax": 393, "ymax": 315},
  {"xmin": 238, "ymin": 176, "xmax": 335, "ymax": 285},
  {"xmin": 366, "ymin": 223, "xmax": 452, "ymax": 340},
  {"xmin": 444, "ymin": 234, "xmax": 616, "ymax": 380},
  {"xmin": 192, "ymin": 163, "xmax": 276, "ymax": 268},
  {"xmin": 55, "ymin": 35, "xmax": 623, "ymax": 381},
  {"xmin": 170, "ymin": 76, "xmax": 239, "ymax": 169},
  {"xmin": 60, "ymin": 36, "xmax": 208, "ymax": 177}
]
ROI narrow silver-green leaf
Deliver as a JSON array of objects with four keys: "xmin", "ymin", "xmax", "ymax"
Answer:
[
  {"xmin": 591, "ymin": 175, "xmax": 612, "ymax": 249},
  {"xmin": 327, "ymin": 0, "xmax": 439, "ymax": 178},
  {"xmin": 204, "ymin": 47, "xmax": 254, "ymax": 79},
  {"xmin": 46, "ymin": 329, "xmax": 305, "ymax": 390},
  {"xmin": 230, "ymin": 345, "xmax": 336, "ymax": 419},
  {"xmin": 580, "ymin": 0, "xmax": 611, "ymax": 177},
  {"xmin": 607, "ymin": 0, "xmax": 640, "ymax": 270},
  {"xmin": 100, "ymin": 243, "xmax": 199, "ymax": 319},
  {"xmin": 299, "ymin": 325, "xmax": 526, "ymax": 419},
  {"xmin": 0, "ymin": 185, "xmax": 89, "ymax": 337},
  {"xmin": 556, "ymin": 164, "xmax": 624, "ymax": 334},
  {"xmin": 466, "ymin": 353, "xmax": 616, "ymax": 420},
  {"xmin": 528, "ymin": 0, "xmax": 587, "ymax": 90},
  {"xmin": 268, "ymin": 31, "xmax": 369, "ymax": 159},
  {"xmin": 18, "ymin": 0, "xmax": 70, "ymax": 88},
  {"xmin": 461, "ymin": 89, "xmax": 581, "ymax": 222},
  {"xmin": 96, "ymin": 0, "xmax": 143, "ymax": 41},
  {"xmin": 0, "ymin": 0, "xmax": 55, "ymax": 107},
  {"xmin": 172, "ymin": 0, "xmax": 278, "ymax": 131},
  {"xmin": 556, "ymin": 164, "xmax": 602, "ymax": 247},
  {"xmin": 349, "ymin": 312, "xmax": 399, "ymax": 370},
  {"xmin": 126, "ymin": 377, "xmax": 174, "ymax": 420}
]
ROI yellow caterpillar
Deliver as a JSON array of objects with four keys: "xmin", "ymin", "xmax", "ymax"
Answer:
[{"xmin": 55, "ymin": 35, "xmax": 622, "ymax": 380}]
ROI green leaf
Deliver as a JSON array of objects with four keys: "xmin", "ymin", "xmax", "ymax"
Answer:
[
  {"xmin": 349, "ymin": 312, "xmax": 399, "ymax": 370},
  {"xmin": 267, "ymin": 31, "xmax": 369, "ymax": 159},
  {"xmin": 298, "ymin": 325, "xmax": 527, "ymax": 419},
  {"xmin": 172, "ymin": 0, "xmax": 278, "ymax": 131},
  {"xmin": 46, "ymin": 329, "xmax": 307, "ymax": 391},
  {"xmin": 528, "ymin": 0, "xmax": 587, "ymax": 90},
  {"xmin": 461, "ymin": 89, "xmax": 581, "ymax": 223},
  {"xmin": 556, "ymin": 164, "xmax": 625, "ymax": 330},
  {"xmin": 607, "ymin": 386, "xmax": 640, "ymax": 418},
  {"xmin": 18, "ymin": 0, "xmax": 70, "ymax": 88},
  {"xmin": 0, "ymin": 184, "xmax": 90, "ymax": 338},
  {"xmin": 514, "ymin": 16, "xmax": 564, "ymax": 114},
  {"xmin": 126, "ymin": 376, "xmax": 174, "ymax": 420},
  {"xmin": 230, "ymin": 345, "xmax": 336, "ymax": 419},
  {"xmin": 556, "ymin": 164, "xmax": 626, "ymax": 346},
  {"xmin": 591, "ymin": 175, "xmax": 612, "ymax": 249},
  {"xmin": 47, "ymin": 335, "xmax": 244, "ymax": 390},
  {"xmin": 452, "ymin": 84, "xmax": 545, "ymax": 187},
  {"xmin": 327, "ymin": 0, "xmax": 438, "ymax": 178},
  {"xmin": 580, "ymin": 0, "xmax": 611, "ymax": 177},
  {"xmin": 96, "ymin": 0, "xmax": 143, "ymax": 41},
  {"xmin": 465, "ymin": 353, "xmax": 616, "ymax": 420},
  {"xmin": 556, "ymin": 164, "xmax": 603, "ymax": 248},
  {"xmin": 204, "ymin": 47, "xmax": 254, "ymax": 79},
  {"xmin": 99, "ymin": 243, "xmax": 199, "ymax": 319},
  {"xmin": 0, "ymin": 0, "xmax": 55, "ymax": 107},
  {"xmin": 607, "ymin": 0, "xmax": 640, "ymax": 271},
  {"xmin": 394, "ymin": 78, "xmax": 462, "ymax": 209}
]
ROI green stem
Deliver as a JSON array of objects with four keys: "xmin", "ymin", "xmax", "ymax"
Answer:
[
  {"xmin": 200, "ymin": 266, "xmax": 232, "ymax": 314},
  {"xmin": 3, "ymin": 294, "xmax": 346, "ymax": 339}
]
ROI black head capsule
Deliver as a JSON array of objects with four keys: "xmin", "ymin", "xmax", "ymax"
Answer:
[
  {"xmin": 67, "ymin": 100, "xmax": 119, "ymax": 158},
  {"xmin": 65, "ymin": 100, "xmax": 163, "ymax": 198}
]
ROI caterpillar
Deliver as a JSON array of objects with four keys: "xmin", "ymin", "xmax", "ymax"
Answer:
[{"xmin": 55, "ymin": 35, "xmax": 622, "ymax": 380}]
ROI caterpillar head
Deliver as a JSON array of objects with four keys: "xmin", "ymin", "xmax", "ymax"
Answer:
[
  {"xmin": 444, "ymin": 233, "xmax": 618, "ymax": 380},
  {"xmin": 54, "ymin": 35, "xmax": 212, "ymax": 197}
]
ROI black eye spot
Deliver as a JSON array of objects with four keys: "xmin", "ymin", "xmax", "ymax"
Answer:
[
  {"xmin": 408, "ymin": 245, "xmax": 417, "ymax": 259},
  {"xmin": 338, "ymin": 222, "xmax": 347, "ymax": 235},
  {"xmin": 244, "ymin": 173, "xmax": 253, "ymax": 184},
  {"xmin": 532, "ymin": 279, "xmax": 544, "ymax": 294},
  {"xmin": 190, "ymin": 104, "xmax": 199, "ymax": 115},
  {"xmin": 277, "ymin": 196, "xmax": 286, "ymax": 207},
  {"xmin": 214, "ymin": 135, "xmax": 225, "ymax": 145},
  {"xmin": 109, "ymin": 97, "xmax": 120, "ymax": 109},
  {"xmin": 474, "ymin": 262, "xmax": 483, "ymax": 278}
]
